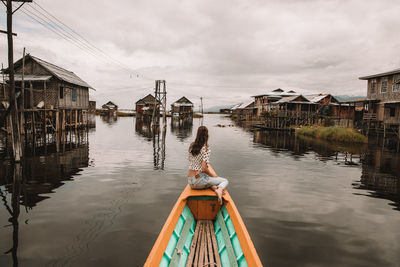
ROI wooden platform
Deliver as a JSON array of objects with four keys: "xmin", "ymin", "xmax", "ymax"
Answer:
[{"xmin": 186, "ymin": 220, "xmax": 221, "ymax": 267}]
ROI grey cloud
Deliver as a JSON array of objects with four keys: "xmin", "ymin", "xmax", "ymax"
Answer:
[{"xmin": 1, "ymin": 0, "xmax": 400, "ymax": 108}]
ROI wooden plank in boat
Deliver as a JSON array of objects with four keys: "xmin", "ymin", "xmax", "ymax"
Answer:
[
  {"xmin": 206, "ymin": 221, "xmax": 215, "ymax": 265},
  {"xmin": 205, "ymin": 222, "xmax": 209, "ymax": 266},
  {"xmin": 216, "ymin": 212, "xmax": 239, "ymax": 267},
  {"xmin": 186, "ymin": 221, "xmax": 201, "ymax": 267},
  {"xmin": 210, "ymin": 221, "xmax": 222, "ymax": 267},
  {"xmin": 169, "ymin": 215, "xmax": 194, "ymax": 267},
  {"xmin": 193, "ymin": 221, "xmax": 202, "ymax": 267},
  {"xmin": 198, "ymin": 221, "xmax": 205, "ymax": 267}
]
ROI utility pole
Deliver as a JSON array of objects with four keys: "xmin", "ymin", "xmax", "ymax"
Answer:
[
  {"xmin": 3, "ymin": 0, "xmax": 32, "ymax": 161},
  {"xmin": 200, "ymin": 97, "xmax": 203, "ymax": 116}
]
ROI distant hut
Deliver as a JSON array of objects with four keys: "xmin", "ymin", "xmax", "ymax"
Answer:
[
  {"xmin": 3, "ymin": 54, "xmax": 93, "ymax": 132},
  {"xmin": 89, "ymin": 101, "xmax": 96, "ymax": 113},
  {"xmin": 101, "ymin": 101, "xmax": 118, "ymax": 116},
  {"xmin": 272, "ymin": 95, "xmax": 316, "ymax": 117},
  {"xmin": 235, "ymin": 101, "xmax": 257, "ymax": 121},
  {"xmin": 252, "ymin": 89, "xmax": 298, "ymax": 116},
  {"xmin": 305, "ymin": 94, "xmax": 354, "ymax": 126},
  {"xmin": 136, "ymin": 94, "xmax": 160, "ymax": 121},
  {"xmin": 171, "ymin": 96, "xmax": 193, "ymax": 119}
]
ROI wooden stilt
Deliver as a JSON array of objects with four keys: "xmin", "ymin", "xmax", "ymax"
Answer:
[
  {"xmin": 74, "ymin": 109, "xmax": 78, "ymax": 129},
  {"xmin": 56, "ymin": 110, "xmax": 60, "ymax": 132}
]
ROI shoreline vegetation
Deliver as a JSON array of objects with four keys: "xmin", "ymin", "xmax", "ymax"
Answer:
[{"xmin": 296, "ymin": 126, "xmax": 368, "ymax": 144}]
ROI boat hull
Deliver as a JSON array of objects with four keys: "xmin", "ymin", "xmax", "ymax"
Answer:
[{"xmin": 144, "ymin": 185, "xmax": 262, "ymax": 266}]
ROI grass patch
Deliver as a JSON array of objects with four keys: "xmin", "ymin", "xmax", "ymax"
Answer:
[
  {"xmin": 193, "ymin": 113, "xmax": 203, "ymax": 118},
  {"xmin": 296, "ymin": 126, "xmax": 367, "ymax": 144},
  {"xmin": 116, "ymin": 111, "xmax": 134, "ymax": 117}
]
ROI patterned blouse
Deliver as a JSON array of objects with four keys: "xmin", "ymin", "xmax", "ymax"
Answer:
[{"xmin": 188, "ymin": 145, "xmax": 211, "ymax": 171}]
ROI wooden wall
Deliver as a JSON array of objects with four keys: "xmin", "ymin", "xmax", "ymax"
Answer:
[{"xmin": 367, "ymin": 74, "xmax": 400, "ymax": 101}]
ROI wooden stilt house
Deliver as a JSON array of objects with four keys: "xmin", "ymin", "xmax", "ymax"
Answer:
[
  {"xmin": 171, "ymin": 96, "xmax": 193, "ymax": 119},
  {"xmin": 3, "ymin": 54, "xmax": 93, "ymax": 133},
  {"xmin": 136, "ymin": 94, "xmax": 160, "ymax": 121},
  {"xmin": 101, "ymin": 101, "xmax": 118, "ymax": 116}
]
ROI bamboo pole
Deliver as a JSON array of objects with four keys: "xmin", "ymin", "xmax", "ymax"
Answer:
[
  {"xmin": 6, "ymin": 0, "xmax": 22, "ymax": 161},
  {"xmin": 20, "ymin": 48, "xmax": 25, "ymax": 135}
]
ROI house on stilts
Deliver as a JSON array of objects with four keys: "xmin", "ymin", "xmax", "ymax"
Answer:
[
  {"xmin": 1, "ymin": 54, "xmax": 94, "ymax": 135},
  {"xmin": 135, "ymin": 94, "xmax": 160, "ymax": 122},
  {"xmin": 171, "ymin": 96, "xmax": 194, "ymax": 119}
]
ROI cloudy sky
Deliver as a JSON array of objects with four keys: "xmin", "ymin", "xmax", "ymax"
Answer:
[{"xmin": 1, "ymin": 0, "xmax": 400, "ymax": 109}]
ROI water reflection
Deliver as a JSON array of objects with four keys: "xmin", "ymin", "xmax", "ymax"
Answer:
[
  {"xmin": 135, "ymin": 118, "xmax": 167, "ymax": 170},
  {"xmin": 135, "ymin": 118, "xmax": 153, "ymax": 141},
  {"xmin": 354, "ymin": 147, "xmax": 400, "ymax": 210},
  {"xmin": 252, "ymin": 130, "xmax": 400, "ymax": 210},
  {"xmin": 100, "ymin": 115, "xmax": 118, "ymax": 125},
  {"xmin": 253, "ymin": 130, "xmax": 366, "ymax": 164},
  {"xmin": 170, "ymin": 118, "xmax": 193, "ymax": 141},
  {"xmin": 1, "ymin": 115, "xmax": 399, "ymax": 266},
  {"xmin": 0, "ymin": 133, "xmax": 88, "ymax": 266},
  {"xmin": 1, "ymin": 135, "xmax": 89, "ymax": 206}
]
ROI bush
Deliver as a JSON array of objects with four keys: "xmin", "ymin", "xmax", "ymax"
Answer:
[{"xmin": 296, "ymin": 126, "xmax": 367, "ymax": 143}]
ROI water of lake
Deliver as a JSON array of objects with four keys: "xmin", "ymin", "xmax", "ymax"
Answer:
[{"xmin": 0, "ymin": 114, "xmax": 399, "ymax": 267}]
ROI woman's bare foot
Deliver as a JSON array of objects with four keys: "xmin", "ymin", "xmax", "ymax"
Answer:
[{"xmin": 215, "ymin": 187, "xmax": 223, "ymax": 205}]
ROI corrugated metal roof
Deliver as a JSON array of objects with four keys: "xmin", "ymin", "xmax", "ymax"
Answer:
[
  {"xmin": 275, "ymin": 95, "xmax": 302, "ymax": 104},
  {"xmin": 359, "ymin": 68, "xmax": 400, "ymax": 80},
  {"xmin": 305, "ymin": 94, "xmax": 328, "ymax": 103},
  {"xmin": 239, "ymin": 100, "xmax": 255, "ymax": 109},
  {"xmin": 252, "ymin": 90, "xmax": 297, "ymax": 98},
  {"xmin": 172, "ymin": 96, "xmax": 193, "ymax": 105},
  {"xmin": 30, "ymin": 56, "xmax": 93, "ymax": 88},
  {"xmin": 230, "ymin": 103, "xmax": 243, "ymax": 110}
]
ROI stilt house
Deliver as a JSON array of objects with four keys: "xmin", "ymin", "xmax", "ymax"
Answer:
[
  {"xmin": 171, "ymin": 96, "xmax": 193, "ymax": 118},
  {"xmin": 359, "ymin": 68, "xmax": 400, "ymax": 127},
  {"xmin": 101, "ymin": 101, "xmax": 118, "ymax": 116},
  {"xmin": 3, "ymin": 54, "xmax": 93, "ymax": 132},
  {"xmin": 253, "ymin": 89, "xmax": 298, "ymax": 116},
  {"xmin": 136, "ymin": 94, "xmax": 160, "ymax": 120}
]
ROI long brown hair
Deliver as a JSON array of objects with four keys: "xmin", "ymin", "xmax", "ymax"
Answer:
[{"xmin": 189, "ymin": 126, "xmax": 208, "ymax": 156}]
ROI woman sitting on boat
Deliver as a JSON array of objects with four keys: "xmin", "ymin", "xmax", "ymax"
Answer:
[{"xmin": 188, "ymin": 126, "xmax": 228, "ymax": 204}]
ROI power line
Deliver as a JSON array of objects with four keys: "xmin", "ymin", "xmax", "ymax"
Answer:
[
  {"xmin": 18, "ymin": 6, "xmax": 111, "ymax": 65},
  {"xmin": 16, "ymin": 2, "xmax": 153, "ymax": 81},
  {"xmin": 12, "ymin": 2, "xmax": 273, "ymax": 91},
  {"xmin": 33, "ymin": 1, "xmax": 145, "ymax": 77}
]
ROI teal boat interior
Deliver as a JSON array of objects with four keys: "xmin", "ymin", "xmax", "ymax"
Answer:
[{"xmin": 159, "ymin": 196, "xmax": 248, "ymax": 267}]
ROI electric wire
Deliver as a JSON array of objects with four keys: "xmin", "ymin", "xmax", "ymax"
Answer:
[
  {"xmin": 10, "ymin": 2, "xmax": 269, "ymax": 91},
  {"xmin": 33, "ymin": 1, "xmax": 146, "ymax": 78}
]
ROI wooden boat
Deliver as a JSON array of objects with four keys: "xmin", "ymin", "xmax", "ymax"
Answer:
[{"xmin": 144, "ymin": 185, "xmax": 262, "ymax": 267}]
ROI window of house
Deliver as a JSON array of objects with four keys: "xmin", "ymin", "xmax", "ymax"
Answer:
[
  {"xmin": 381, "ymin": 78, "xmax": 388, "ymax": 93},
  {"xmin": 393, "ymin": 83, "xmax": 400, "ymax": 92},
  {"xmin": 72, "ymin": 88, "xmax": 77, "ymax": 101},
  {"xmin": 390, "ymin": 107, "xmax": 395, "ymax": 117},
  {"xmin": 370, "ymin": 79, "xmax": 376, "ymax": 93},
  {"xmin": 60, "ymin": 87, "xmax": 64, "ymax": 99}
]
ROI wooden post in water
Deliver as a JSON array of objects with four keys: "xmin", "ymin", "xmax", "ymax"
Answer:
[
  {"xmin": 1, "ymin": 63, "xmax": 5, "ymax": 100},
  {"xmin": 20, "ymin": 48, "xmax": 25, "ymax": 135},
  {"xmin": 163, "ymin": 81, "xmax": 167, "ymax": 127},
  {"xmin": 383, "ymin": 123, "xmax": 386, "ymax": 140},
  {"xmin": 6, "ymin": 0, "xmax": 22, "ymax": 162},
  {"xmin": 75, "ymin": 109, "xmax": 78, "ymax": 129}
]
